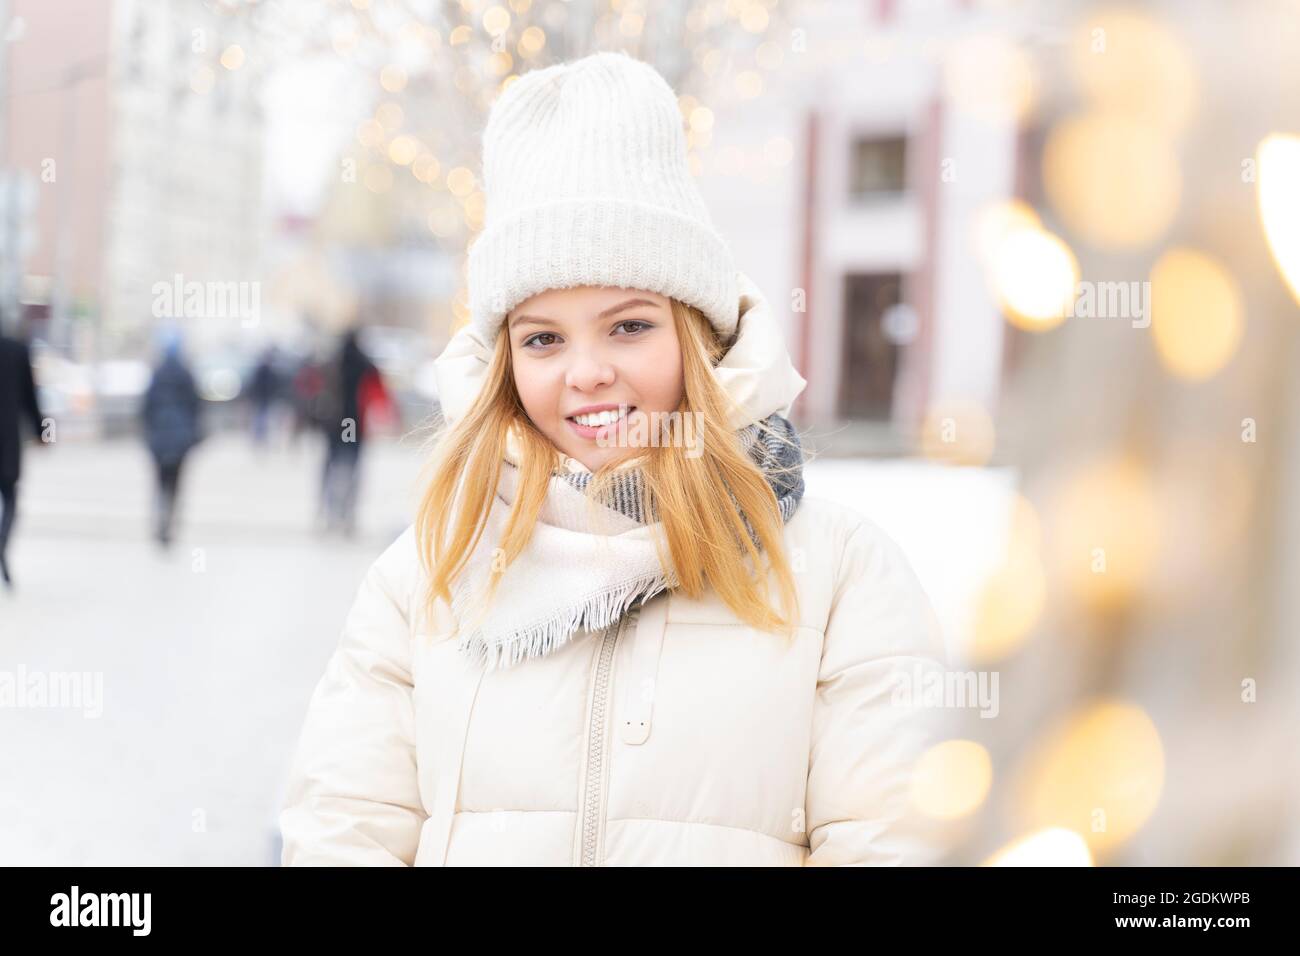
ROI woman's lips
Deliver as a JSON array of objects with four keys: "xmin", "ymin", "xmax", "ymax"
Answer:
[{"xmin": 565, "ymin": 406, "xmax": 635, "ymax": 440}]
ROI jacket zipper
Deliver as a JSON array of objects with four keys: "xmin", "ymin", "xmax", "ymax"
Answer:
[{"xmin": 578, "ymin": 605, "xmax": 640, "ymax": 866}]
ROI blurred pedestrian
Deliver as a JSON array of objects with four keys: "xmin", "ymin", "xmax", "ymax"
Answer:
[
  {"xmin": 247, "ymin": 345, "xmax": 284, "ymax": 449},
  {"xmin": 141, "ymin": 328, "xmax": 203, "ymax": 547},
  {"xmin": 289, "ymin": 350, "xmax": 327, "ymax": 448},
  {"xmin": 317, "ymin": 327, "xmax": 389, "ymax": 536},
  {"xmin": 0, "ymin": 326, "xmax": 45, "ymax": 589}
]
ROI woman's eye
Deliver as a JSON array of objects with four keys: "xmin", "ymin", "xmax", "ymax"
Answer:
[{"xmin": 523, "ymin": 322, "xmax": 649, "ymax": 349}]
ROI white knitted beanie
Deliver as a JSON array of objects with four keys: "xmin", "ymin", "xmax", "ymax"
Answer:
[{"xmin": 467, "ymin": 50, "xmax": 740, "ymax": 344}]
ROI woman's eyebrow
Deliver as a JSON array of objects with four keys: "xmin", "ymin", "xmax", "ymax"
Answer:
[{"xmin": 509, "ymin": 298, "xmax": 661, "ymax": 330}]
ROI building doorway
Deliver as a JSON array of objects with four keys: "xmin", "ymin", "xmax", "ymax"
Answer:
[{"xmin": 838, "ymin": 272, "xmax": 903, "ymax": 421}]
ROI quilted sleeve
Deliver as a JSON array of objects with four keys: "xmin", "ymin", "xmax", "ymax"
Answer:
[
  {"xmin": 804, "ymin": 517, "xmax": 950, "ymax": 866},
  {"xmin": 279, "ymin": 530, "xmax": 426, "ymax": 865}
]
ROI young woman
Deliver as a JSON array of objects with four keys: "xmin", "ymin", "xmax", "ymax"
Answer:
[{"xmin": 280, "ymin": 51, "xmax": 948, "ymax": 866}]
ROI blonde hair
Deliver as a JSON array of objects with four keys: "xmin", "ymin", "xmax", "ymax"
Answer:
[{"xmin": 414, "ymin": 298, "xmax": 804, "ymax": 638}]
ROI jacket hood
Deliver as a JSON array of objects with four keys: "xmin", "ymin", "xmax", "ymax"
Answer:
[{"xmin": 431, "ymin": 271, "xmax": 807, "ymax": 443}]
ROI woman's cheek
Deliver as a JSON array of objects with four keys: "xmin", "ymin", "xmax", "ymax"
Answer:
[
  {"xmin": 512, "ymin": 373, "xmax": 550, "ymax": 428},
  {"xmin": 644, "ymin": 343, "xmax": 685, "ymax": 410}
]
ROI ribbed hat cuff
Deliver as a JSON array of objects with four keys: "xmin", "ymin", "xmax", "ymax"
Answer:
[{"xmin": 467, "ymin": 196, "xmax": 739, "ymax": 342}]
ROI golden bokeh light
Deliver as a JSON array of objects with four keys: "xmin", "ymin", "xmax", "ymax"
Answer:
[
  {"xmin": 1013, "ymin": 699, "xmax": 1165, "ymax": 857},
  {"xmin": 989, "ymin": 224, "xmax": 1079, "ymax": 331},
  {"xmin": 220, "ymin": 45, "xmax": 245, "ymax": 71},
  {"xmin": 970, "ymin": 556, "xmax": 1045, "ymax": 663},
  {"xmin": 463, "ymin": 190, "xmax": 487, "ymax": 225},
  {"xmin": 700, "ymin": 49, "xmax": 725, "ymax": 77},
  {"xmin": 1007, "ymin": 491, "xmax": 1044, "ymax": 554},
  {"xmin": 969, "ymin": 494, "xmax": 1046, "ymax": 661},
  {"xmin": 427, "ymin": 202, "xmax": 460, "ymax": 238},
  {"xmin": 1256, "ymin": 133, "xmax": 1300, "ymax": 306},
  {"xmin": 482, "ymin": 5, "xmax": 511, "ymax": 36},
  {"xmin": 412, "ymin": 154, "xmax": 441, "ymax": 184},
  {"xmin": 451, "ymin": 288, "xmax": 471, "ymax": 326},
  {"xmin": 446, "ymin": 166, "xmax": 477, "ymax": 197},
  {"xmin": 375, "ymin": 102, "xmax": 404, "ymax": 130},
  {"xmin": 387, "ymin": 135, "xmax": 419, "ymax": 166},
  {"xmin": 1048, "ymin": 455, "xmax": 1160, "ymax": 611},
  {"xmin": 1069, "ymin": 8, "xmax": 1197, "ymax": 134},
  {"xmin": 912, "ymin": 740, "xmax": 994, "ymax": 821},
  {"xmin": 331, "ymin": 30, "xmax": 358, "ymax": 57},
  {"xmin": 517, "ymin": 26, "xmax": 546, "ymax": 58},
  {"xmin": 356, "ymin": 119, "xmax": 384, "ymax": 148},
  {"xmin": 919, "ymin": 399, "xmax": 996, "ymax": 466},
  {"xmin": 1149, "ymin": 248, "xmax": 1244, "ymax": 381},
  {"xmin": 973, "ymin": 199, "xmax": 1040, "ymax": 267},
  {"xmin": 971, "ymin": 553, "xmax": 1045, "ymax": 639},
  {"xmin": 619, "ymin": 12, "xmax": 644, "ymax": 38},
  {"xmin": 740, "ymin": 4, "xmax": 770, "ymax": 33},
  {"xmin": 984, "ymin": 827, "xmax": 1094, "ymax": 866},
  {"xmin": 379, "ymin": 65, "xmax": 407, "ymax": 93},
  {"xmin": 688, "ymin": 106, "xmax": 714, "ymax": 133},
  {"xmin": 1043, "ymin": 111, "xmax": 1181, "ymax": 250}
]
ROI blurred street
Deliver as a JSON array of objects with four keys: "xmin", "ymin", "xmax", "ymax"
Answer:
[{"xmin": 0, "ymin": 432, "xmax": 427, "ymax": 865}]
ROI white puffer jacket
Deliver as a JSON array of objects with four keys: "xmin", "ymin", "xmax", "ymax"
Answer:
[{"xmin": 280, "ymin": 275, "xmax": 950, "ymax": 866}]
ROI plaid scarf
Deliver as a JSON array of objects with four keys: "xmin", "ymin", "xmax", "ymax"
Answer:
[
  {"xmin": 450, "ymin": 413, "xmax": 805, "ymax": 669},
  {"xmin": 558, "ymin": 412, "xmax": 805, "ymax": 529}
]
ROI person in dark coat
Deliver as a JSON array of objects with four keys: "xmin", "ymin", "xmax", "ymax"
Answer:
[
  {"xmin": 289, "ymin": 352, "xmax": 326, "ymax": 447},
  {"xmin": 141, "ymin": 331, "xmax": 203, "ymax": 546},
  {"xmin": 318, "ymin": 328, "xmax": 382, "ymax": 536},
  {"xmin": 247, "ymin": 345, "xmax": 284, "ymax": 448},
  {"xmin": 0, "ymin": 330, "xmax": 45, "ymax": 588}
]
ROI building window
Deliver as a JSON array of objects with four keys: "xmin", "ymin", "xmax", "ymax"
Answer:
[{"xmin": 848, "ymin": 135, "xmax": 907, "ymax": 199}]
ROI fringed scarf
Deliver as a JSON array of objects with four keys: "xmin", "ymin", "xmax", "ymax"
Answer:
[{"xmin": 450, "ymin": 413, "xmax": 806, "ymax": 670}]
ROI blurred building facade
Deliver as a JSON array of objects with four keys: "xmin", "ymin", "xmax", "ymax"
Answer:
[
  {"xmin": 698, "ymin": 0, "xmax": 1022, "ymax": 451},
  {"xmin": 103, "ymin": 0, "xmax": 266, "ymax": 358},
  {"xmin": 3, "ymin": 0, "xmax": 265, "ymax": 359},
  {"xmin": 1, "ymin": 0, "xmax": 110, "ymax": 341}
]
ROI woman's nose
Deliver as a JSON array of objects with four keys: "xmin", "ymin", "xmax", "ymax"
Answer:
[{"xmin": 564, "ymin": 353, "xmax": 615, "ymax": 391}]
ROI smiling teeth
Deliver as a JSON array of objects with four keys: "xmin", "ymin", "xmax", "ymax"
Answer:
[{"xmin": 573, "ymin": 407, "xmax": 629, "ymax": 427}]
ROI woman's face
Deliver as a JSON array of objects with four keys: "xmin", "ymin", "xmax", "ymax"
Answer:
[{"xmin": 507, "ymin": 286, "xmax": 684, "ymax": 471}]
